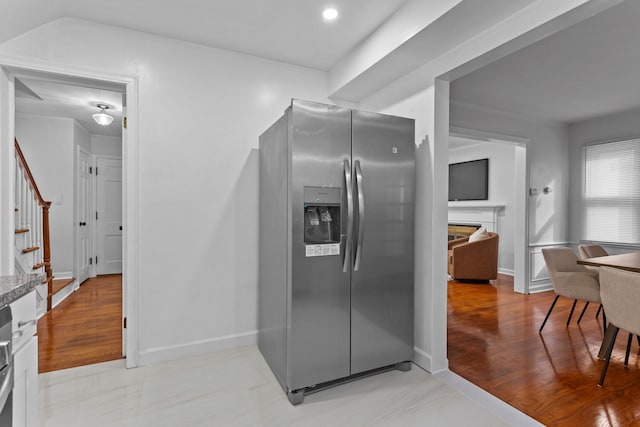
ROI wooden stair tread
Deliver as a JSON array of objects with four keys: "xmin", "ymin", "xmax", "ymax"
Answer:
[
  {"xmin": 15, "ymin": 228, "xmax": 29, "ymax": 234},
  {"xmin": 51, "ymin": 278, "xmax": 75, "ymax": 296},
  {"xmin": 22, "ymin": 246, "xmax": 39, "ymax": 254}
]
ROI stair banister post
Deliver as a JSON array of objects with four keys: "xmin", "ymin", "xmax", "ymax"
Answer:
[{"xmin": 42, "ymin": 202, "xmax": 52, "ymax": 311}]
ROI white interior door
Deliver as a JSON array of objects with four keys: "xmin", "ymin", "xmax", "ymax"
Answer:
[
  {"xmin": 77, "ymin": 149, "xmax": 91, "ymax": 284},
  {"xmin": 96, "ymin": 157, "xmax": 123, "ymax": 275}
]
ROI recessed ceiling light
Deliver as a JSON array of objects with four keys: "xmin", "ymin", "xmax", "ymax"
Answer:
[{"xmin": 323, "ymin": 8, "xmax": 338, "ymax": 21}]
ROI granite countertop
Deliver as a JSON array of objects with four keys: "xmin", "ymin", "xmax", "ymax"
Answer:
[{"xmin": 0, "ymin": 273, "xmax": 43, "ymax": 307}]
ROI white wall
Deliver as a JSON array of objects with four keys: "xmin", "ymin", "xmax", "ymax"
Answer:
[
  {"xmin": 92, "ymin": 134, "xmax": 121, "ymax": 157},
  {"xmin": 74, "ymin": 121, "xmax": 91, "ymax": 153},
  {"xmin": 448, "ymin": 141, "xmax": 516, "ymax": 273},
  {"xmin": 2, "ymin": 18, "xmax": 328, "ymax": 364},
  {"xmin": 15, "ymin": 113, "xmax": 75, "ymax": 274},
  {"xmin": 568, "ymin": 106, "xmax": 640, "ymax": 249}
]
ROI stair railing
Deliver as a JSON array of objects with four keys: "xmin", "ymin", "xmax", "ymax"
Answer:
[{"xmin": 14, "ymin": 138, "xmax": 53, "ymax": 310}]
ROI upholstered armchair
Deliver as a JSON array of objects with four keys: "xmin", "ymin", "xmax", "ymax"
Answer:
[
  {"xmin": 447, "ymin": 231, "xmax": 499, "ymax": 281},
  {"xmin": 539, "ymin": 247, "xmax": 604, "ymax": 333}
]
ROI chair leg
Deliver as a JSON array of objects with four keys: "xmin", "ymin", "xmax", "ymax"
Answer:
[
  {"xmin": 625, "ymin": 333, "xmax": 633, "ymax": 366},
  {"xmin": 602, "ymin": 310, "xmax": 607, "ymax": 335},
  {"xmin": 599, "ymin": 326, "xmax": 620, "ymax": 387},
  {"xmin": 566, "ymin": 299, "xmax": 578, "ymax": 327},
  {"xmin": 539, "ymin": 295, "xmax": 560, "ymax": 333},
  {"xmin": 577, "ymin": 301, "xmax": 590, "ymax": 324},
  {"xmin": 595, "ymin": 304, "xmax": 602, "ymax": 319}
]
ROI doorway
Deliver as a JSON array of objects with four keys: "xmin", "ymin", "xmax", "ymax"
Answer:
[
  {"xmin": 95, "ymin": 156, "xmax": 123, "ymax": 276},
  {"xmin": 0, "ymin": 63, "xmax": 138, "ymax": 368},
  {"xmin": 448, "ymin": 130, "xmax": 529, "ymax": 292}
]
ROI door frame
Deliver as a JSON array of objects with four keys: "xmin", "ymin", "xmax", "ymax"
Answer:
[
  {"xmin": 0, "ymin": 57, "xmax": 139, "ymax": 368},
  {"xmin": 76, "ymin": 145, "xmax": 93, "ymax": 284}
]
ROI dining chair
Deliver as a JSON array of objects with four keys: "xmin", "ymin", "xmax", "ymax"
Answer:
[
  {"xmin": 540, "ymin": 247, "xmax": 605, "ymax": 333},
  {"xmin": 577, "ymin": 244, "xmax": 609, "ymax": 322},
  {"xmin": 598, "ymin": 266, "xmax": 640, "ymax": 386},
  {"xmin": 578, "ymin": 244, "xmax": 609, "ymax": 260}
]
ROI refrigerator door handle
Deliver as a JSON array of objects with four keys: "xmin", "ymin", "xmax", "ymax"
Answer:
[
  {"xmin": 354, "ymin": 160, "xmax": 364, "ymax": 271},
  {"xmin": 343, "ymin": 159, "xmax": 353, "ymax": 273}
]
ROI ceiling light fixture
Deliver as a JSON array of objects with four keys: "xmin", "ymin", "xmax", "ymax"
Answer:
[
  {"xmin": 322, "ymin": 7, "xmax": 338, "ymax": 21},
  {"xmin": 92, "ymin": 104, "xmax": 114, "ymax": 126}
]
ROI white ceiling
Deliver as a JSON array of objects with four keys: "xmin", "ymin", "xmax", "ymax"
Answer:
[
  {"xmin": 6, "ymin": 0, "xmax": 408, "ymax": 138},
  {"xmin": 450, "ymin": 0, "xmax": 640, "ymax": 124},
  {"xmin": 7, "ymin": 0, "xmax": 640, "ymax": 138},
  {"xmin": 0, "ymin": 0, "xmax": 408, "ymax": 71},
  {"xmin": 16, "ymin": 77, "xmax": 124, "ymax": 138}
]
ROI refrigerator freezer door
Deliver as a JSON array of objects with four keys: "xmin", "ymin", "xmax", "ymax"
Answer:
[
  {"xmin": 288, "ymin": 100, "xmax": 352, "ymax": 390},
  {"xmin": 350, "ymin": 110, "xmax": 415, "ymax": 375}
]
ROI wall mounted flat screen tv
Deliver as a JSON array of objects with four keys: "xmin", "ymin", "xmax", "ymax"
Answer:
[{"xmin": 448, "ymin": 158, "xmax": 489, "ymax": 201}]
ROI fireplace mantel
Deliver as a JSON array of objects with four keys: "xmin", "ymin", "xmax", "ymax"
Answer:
[{"xmin": 448, "ymin": 203, "xmax": 505, "ymax": 233}]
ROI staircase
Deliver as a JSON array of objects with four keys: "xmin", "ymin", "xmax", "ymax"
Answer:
[{"xmin": 14, "ymin": 138, "xmax": 54, "ymax": 315}]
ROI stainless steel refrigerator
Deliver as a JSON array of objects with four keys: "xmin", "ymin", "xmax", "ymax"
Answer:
[{"xmin": 258, "ymin": 99, "xmax": 415, "ymax": 404}]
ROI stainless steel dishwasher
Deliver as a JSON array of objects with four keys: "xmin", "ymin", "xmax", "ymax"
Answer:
[{"xmin": 0, "ymin": 305, "xmax": 13, "ymax": 425}]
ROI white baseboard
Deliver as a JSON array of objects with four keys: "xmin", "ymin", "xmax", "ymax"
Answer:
[
  {"xmin": 138, "ymin": 330, "xmax": 258, "ymax": 366},
  {"xmin": 53, "ymin": 271, "xmax": 73, "ymax": 279},
  {"xmin": 528, "ymin": 281, "xmax": 552, "ymax": 294},
  {"xmin": 498, "ymin": 268, "xmax": 514, "ymax": 276},
  {"xmin": 413, "ymin": 346, "xmax": 432, "ymax": 372},
  {"xmin": 51, "ymin": 278, "xmax": 79, "ymax": 309}
]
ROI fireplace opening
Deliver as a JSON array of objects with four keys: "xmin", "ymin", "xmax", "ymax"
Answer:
[{"xmin": 448, "ymin": 224, "xmax": 481, "ymax": 241}]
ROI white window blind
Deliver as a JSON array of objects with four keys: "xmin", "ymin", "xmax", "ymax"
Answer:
[{"xmin": 584, "ymin": 138, "xmax": 640, "ymax": 244}]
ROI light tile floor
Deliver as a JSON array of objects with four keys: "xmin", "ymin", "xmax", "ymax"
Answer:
[{"xmin": 38, "ymin": 345, "xmax": 541, "ymax": 426}]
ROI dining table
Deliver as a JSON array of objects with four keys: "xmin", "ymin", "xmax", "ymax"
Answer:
[
  {"xmin": 577, "ymin": 252, "xmax": 640, "ymax": 273},
  {"xmin": 577, "ymin": 252, "xmax": 640, "ymax": 359}
]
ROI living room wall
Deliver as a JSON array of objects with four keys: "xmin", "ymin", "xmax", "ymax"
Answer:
[{"xmin": 449, "ymin": 140, "xmax": 516, "ymax": 274}]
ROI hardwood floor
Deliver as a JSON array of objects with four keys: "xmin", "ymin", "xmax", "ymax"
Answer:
[
  {"xmin": 448, "ymin": 274, "xmax": 640, "ymax": 426},
  {"xmin": 37, "ymin": 274, "xmax": 123, "ymax": 373}
]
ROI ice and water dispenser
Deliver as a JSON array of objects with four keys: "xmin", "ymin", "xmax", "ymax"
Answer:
[{"xmin": 303, "ymin": 187, "xmax": 341, "ymax": 257}]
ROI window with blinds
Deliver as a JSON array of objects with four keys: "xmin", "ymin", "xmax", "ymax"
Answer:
[{"xmin": 584, "ymin": 138, "xmax": 640, "ymax": 244}]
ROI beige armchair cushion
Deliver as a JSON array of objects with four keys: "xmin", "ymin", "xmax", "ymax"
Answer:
[{"xmin": 468, "ymin": 226, "xmax": 489, "ymax": 242}]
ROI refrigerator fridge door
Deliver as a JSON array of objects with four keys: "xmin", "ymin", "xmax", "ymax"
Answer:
[
  {"xmin": 350, "ymin": 110, "xmax": 415, "ymax": 375},
  {"xmin": 288, "ymin": 100, "xmax": 352, "ymax": 390}
]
